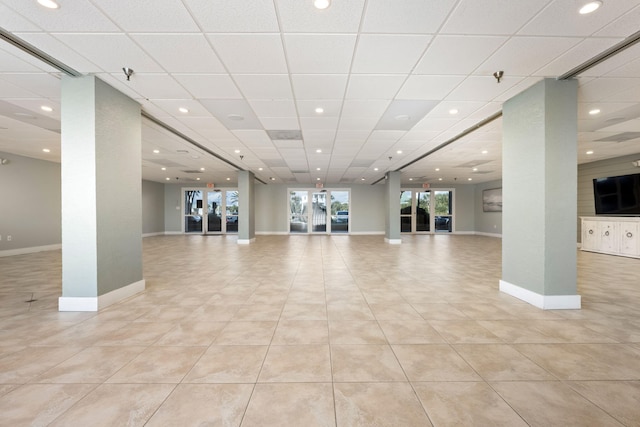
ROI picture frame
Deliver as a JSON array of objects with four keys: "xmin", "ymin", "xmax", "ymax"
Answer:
[{"xmin": 483, "ymin": 188, "xmax": 502, "ymax": 212}]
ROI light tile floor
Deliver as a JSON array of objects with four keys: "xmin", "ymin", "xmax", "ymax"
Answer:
[{"xmin": 1, "ymin": 234, "xmax": 640, "ymax": 426}]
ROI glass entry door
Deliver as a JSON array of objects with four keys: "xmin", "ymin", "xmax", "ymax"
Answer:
[
  {"xmin": 184, "ymin": 189, "xmax": 238, "ymax": 234},
  {"xmin": 290, "ymin": 191, "xmax": 308, "ymax": 233},
  {"xmin": 416, "ymin": 191, "xmax": 430, "ymax": 232},
  {"xmin": 400, "ymin": 189, "xmax": 453, "ymax": 233},
  {"xmin": 400, "ymin": 190, "xmax": 412, "ymax": 232},
  {"xmin": 184, "ymin": 190, "xmax": 203, "ymax": 233},
  {"xmin": 434, "ymin": 190, "xmax": 453, "ymax": 232},
  {"xmin": 207, "ymin": 191, "xmax": 223, "ymax": 233},
  {"xmin": 290, "ymin": 189, "xmax": 350, "ymax": 234},
  {"xmin": 312, "ymin": 192, "xmax": 327, "ymax": 232}
]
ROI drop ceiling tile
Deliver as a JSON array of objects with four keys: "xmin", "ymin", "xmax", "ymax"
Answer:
[
  {"xmin": 519, "ymin": 0, "xmax": 638, "ymax": 37},
  {"xmin": 299, "ymin": 116, "xmax": 340, "ymax": 130},
  {"xmin": 579, "ymin": 77, "xmax": 640, "ymax": 102},
  {"xmin": 345, "ymin": 75, "xmax": 406, "ymax": 99},
  {"xmin": 412, "ymin": 117, "xmax": 459, "ymax": 132},
  {"xmin": 291, "ymin": 74, "xmax": 348, "ymax": 99},
  {"xmin": 426, "ymin": 101, "xmax": 486, "ymax": 118},
  {"xmin": 0, "ymin": 3, "xmax": 42, "ymax": 31},
  {"xmin": 296, "ymin": 100, "xmax": 342, "ymax": 117},
  {"xmin": 249, "ymin": 100, "xmax": 297, "ymax": 117},
  {"xmin": 4, "ymin": 99, "xmax": 61, "ymax": 120},
  {"xmin": 477, "ymin": 37, "xmax": 581, "ymax": 77},
  {"xmin": 235, "ymin": 75, "xmax": 293, "ymax": 99},
  {"xmin": 441, "ymin": 0, "xmax": 547, "ymax": 35},
  {"xmin": 396, "ymin": 75, "xmax": 466, "ymax": 100},
  {"xmin": 284, "ymin": 34, "xmax": 357, "ymax": 74},
  {"xmin": 13, "ymin": 33, "xmax": 103, "ymax": 73},
  {"xmin": 259, "ymin": 117, "xmax": 300, "ymax": 130},
  {"xmin": 341, "ymin": 100, "xmax": 391, "ymax": 117},
  {"xmin": 0, "ymin": 73, "xmax": 60, "ymax": 98},
  {"xmin": 0, "ymin": 47, "xmax": 48, "ymax": 73},
  {"xmin": 207, "ymin": 34, "xmax": 287, "ymax": 73},
  {"xmin": 130, "ymin": 34, "xmax": 224, "ymax": 73},
  {"xmin": 54, "ymin": 34, "xmax": 163, "ymax": 73},
  {"xmin": 149, "ymin": 99, "xmax": 212, "ymax": 117},
  {"xmin": 200, "ymin": 99, "xmax": 263, "ymax": 130},
  {"xmin": 302, "ymin": 130, "xmax": 337, "ymax": 144},
  {"xmin": 174, "ymin": 74, "xmax": 242, "ymax": 99},
  {"xmin": 414, "ymin": 36, "xmax": 507, "ymax": 75},
  {"xmin": 184, "ymin": 0, "xmax": 279, "ymax": 32},
  {"xmin": 362, "ymin": 0, "xmax": 456, "ymax": 33},
  {"xmin": 232, "ymin": 130, "xmax": 273, "ymax": 145},
  {"xmin": 493, "ymin": 77, "xmax": 541, "ymax": 102},
  {"xmin": 375, "ymin": 100, "xmax": 439, "ymax": 131},
  {"xmin": 275, "ymin": 0, "xmax": 365, "ymax": 33},
  {"xmin": 594, "ymin": 4, "xmax": 640, "ymax": 37},
  {"xmin": 338, "ymin": 117, "xmax": 379, "ymax": 131},
  {"xmin": 94, "ymin": 0, "xmax": 199, "ymax": 32},
  {"xmin": 352, "ymin": 35, "xmax": 432, "ymax": 74},
  {"xmin": 446, "ymin": 75, "xmax": 523, "ymax": 102},
  {"xmin": 582, "ymin": 42, "xmax": 640, "ymax": 78},
  {"xmin": 109, "ymin": 73, "xmax": 192, "ymax": 99},
  {"xmin": 178, "ymin": 116, "xmax": 227, "ymax": 132},
  {"xmin": 534, "ymin": 38, "xmax": 622, "ymax": 77},
  {"xmin": 1, "ymin": 1, "xmax": 118, "ymax": 32},
  {"xmin": 0, "ymin": 78, "xmax": 39, "ymax": 98}
]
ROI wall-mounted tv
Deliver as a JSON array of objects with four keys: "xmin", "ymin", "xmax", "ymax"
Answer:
[{"xmin": 593, "ymin": 173, "xmax": 640, "ymax": 215}]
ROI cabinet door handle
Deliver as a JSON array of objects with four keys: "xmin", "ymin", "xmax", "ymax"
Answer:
[
  {"xmin": 627, "ymin": 232, "xmax": 633, "ymax": 238},
  {"xmin": 605, "ymin": 231, "xmax": 610, "ymax": 236},
  {"xmin": 588, "ymin": 229, "xmax": 593, "ymax": 235}
]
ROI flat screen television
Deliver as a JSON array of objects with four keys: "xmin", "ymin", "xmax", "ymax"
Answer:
[{"xmin": 593, "ymin": 173, "xmax": 640, "ymax": 215}]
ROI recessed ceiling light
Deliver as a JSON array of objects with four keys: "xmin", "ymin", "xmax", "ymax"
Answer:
[
  {"xmin": 200, "ymin": 167, "xmax": 205, "ymax": 171},
  {"xmin": 396, "ymin": 150, "xmax": 403, "ymax": 154},
  {"xmin": 315, "ymin": 107, "xmax": 324, "ymax": 114},
  {"xmin": 435, "ymin": 168, "xmax": 440, "ymax": 171},
  {"xmin": 234, "ymin": 149, "xmax": 240, "ymax": 154},
  {"xmin": 226, "ymin": 177, "xmax": 231, "ymax": 181},
  {"xmin": 589, "ymin": 108, "xmax": 601, "ymax": 115},
  {"xmin": 317, "ymin": 178, "xmax": 321, "ymax": 181},
  {"xmin": 468, "ymin": 178, "xmax": 473, "ymax": 181},
  {"xmin": 40, "ymin": 105, "xmax": 53, "ymax": 112},
  {"xmin": 409, "ymin": 178, "xmax": 413, "ymax": 181},
  {"xmin": 472, "ymin": 167, "xmax": 478, "ymax": 171},
  {"xmin": 449, "ymin": 108, "xmax": 459, "ymax": 115},
  {"xmin": 165, "ymin": 177, "xmax": 170, "ymax": 181},
  {"xmin": 316, "ymin": 149, "xmax": 322, "ymax": 153},
  {"xmin": 481, "ymin": 150, "xmax": 488, "ymax": 154},
  {"xmin": 316, "ymin": 167, "xmax": 321, "ymax": 171},
  {"xmin": 161, "ymin": 167, "xmax": 166, "ymax": 171},
  {"xmin": 258, "ymin": 167, "xmax": 263, "ymax": 171},
  {"xmin": 178, "ymin": 107, "xmax": 189, "ymax": 114},
  {"xmin": 42, "ymin": 148, "xmax": 50, "ymax": 153},
  {"xmin": 579, "ymin": 1, "xmax": 602, "ymax": 14},
  {"xmin": 37, "ymin": 0, "xmax": 59, "ymax": 9},
  {"xmin": 361, "ymin": 177, "xmax": 365, "ymax": 181},
  {"xmin": 313, "ymin": 0, "xmax": 330, "ymax": 10},
  {"xmin": 394, "ymin": 114, "xmax": 411, "ymax": 121},
  {"xmin": 227, "ymin": 114, "xmax": 244, "ymax": 121},
  {"xmin": 196, "ymin": 177, "xmax": 201, "ymax": 181},
  {"xmin": 153, "ymin": 149, "xmax": 160, "ymax": 154},
  {"xmin": 374, "ymin": 168, "xmax": 379, "ymax": 171},
  {"xmin": 438, "ymin": 178, "xmax": 443, "ymax": 181},
  {"xmin": 270, "ymin": 177, "xmax": 276, "ymax": 181},
  {"xmin": 586, "ymin": 150, "xmax": 594, "ymax": 155}
]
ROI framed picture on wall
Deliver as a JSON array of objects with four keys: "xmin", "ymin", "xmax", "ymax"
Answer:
[{"xmin": 483, "ymin": 188, "xmax": 502, "ymax": 212}]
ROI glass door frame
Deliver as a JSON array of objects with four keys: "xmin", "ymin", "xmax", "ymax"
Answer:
[
  {"xmin": 287, "ymin": 188, "xmax": 351, "ymax": 234},
  {"xmin": 181, "ymin": 187, "xmax": 239, "ymax": 234},
  {"xmin": 400, "ymin": 188, "xmax": 455, "ymax": 234}
]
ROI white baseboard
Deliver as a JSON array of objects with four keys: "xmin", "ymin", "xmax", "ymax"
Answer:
[
  {"xmin": 350, "ymin": 231, "xmax": 385, "ymax": 235},
  {"xmin": 475, "ymin": 232, "xmax": 502, "ymax": 238},
  {"xmin": 142, "ymin": 232, "xmax": 165, "ymax": 237},
  {"xmin": 255, "ymin": 231, "xmax": 289, "ymax": 235},
  {"xmin": 164, "ymin": 231, "xmax": 183, "ymax": 235},
  {"xmin": 385, "ymin": 238, "xmax": 402, "ymax": 244},
  {"xmin": 237, "ymin": 238, "xmax": 256, "ymax": 245},
  {"xmin": 499, "ymin": 280, "xmax": 581, "ymax": 310},
  {"xmin": 0, "ymin": 244, "xmax": 62, "ymax": 258},
  {"xmin": 59, "ymin": 279, "xmax": 145, "ymax": 312}
]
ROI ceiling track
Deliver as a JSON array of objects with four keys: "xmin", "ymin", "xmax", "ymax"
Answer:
[
  {"xmin": 372, "ymin": 29, "xmax": 640, "ymax": 185},
  {"xmin": 0, "ymin": 27, "xmax": 266, "ymax": 184}
]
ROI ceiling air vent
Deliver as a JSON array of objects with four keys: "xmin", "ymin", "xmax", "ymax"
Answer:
[
  {"xmin": 594, "ymin": 132, "xmax": 640, "ymax": 143},
  {"xmin": 181, "ymin": 170, "xmax": 203, "ymax": 174},
  {"xmin": 266, "ymin": 130, "xmax": 303, "ymax": 140}
]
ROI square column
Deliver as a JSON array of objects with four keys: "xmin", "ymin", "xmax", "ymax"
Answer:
[
  {"xmin": 238, "ymin": 170, "xmax": 255, "ymax": 244},
  {"xmin": 385, "ymin": 171, "xmax": 401, "ymax": 244},
  {"xmin": 59, "ymin": 76, "xmax": 144, "ymax": 311},
  {"xmin": 500, "ymin": 78, "xmax": 580, "ymax": 309}
]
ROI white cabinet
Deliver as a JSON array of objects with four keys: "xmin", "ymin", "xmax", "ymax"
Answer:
[{"xmin": 580, "ymin": 217, "xmax": 640, "ymax": 259}]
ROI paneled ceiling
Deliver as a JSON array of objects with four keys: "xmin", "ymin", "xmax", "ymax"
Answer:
[{"xmin": 1, "ymin": 0, "xmax": 640, "ymax": 186}]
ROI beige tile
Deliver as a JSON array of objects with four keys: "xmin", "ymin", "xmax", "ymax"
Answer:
[
  {"xmin": 515, "ymin": 343, "xmax": 640, "ymax": 380},
  {"xmin": 280, "ymin": 303, "xmax": 327, "ymax": 320},
  {"xmin": 134, "ymin": 306, "xmax": 195, "ymax": 322},
  {"xmin": 259, "ymin": 345, "xmax": 331, "ymax": 382},
  {"xmin": 331, "ymin": 345, "xmax": 406, "ymax": 382},
  {"xmin": 183, "ymin": 345, "xmax": 268, "ymax": 383},
  {"xmin": 412, "ymin": 303, "xmax": 470, "ymax": 320},
  {"xmin": 146, "ymin": 383, "xmax": 253, "ymax": 426},
  {"xmin": 214, "ymin": 321, "xmax": 277, "ymax": 345},
  {"xmin": 0, "ymin": 384, "xmax": 18, "ymax": 398},
  {"xmin": 271, "ymin": 320, "xmax": 329, "ymax": 344},
  {"xmin": 232, "ymin": 304, "xmax": 283, "ymax": 321},
  {"xmin": 188, "ymin": 304, "xmax": 241, "ymax": 321},
  {"xmin": 328, "ymin": 320, "xmax": 387, "ymax": 344},
  {"xmin": 154, "ymin": 321, "xmax": 226, "ymax": 346},
  {"xmin": 327, "ymin": 302, "xmax": 375, "ymax": 321},
  {"xmin": 107, "ymin": 346, "xmax": 205, "ymax": 383},
  {"xmin": 454, "ymin": 344, "xmax": 555, "ymax": 381},
  {"xmin": 378, "ymin": 319, "xmax": 446, "ymax": 344},
  {"xmin": 92, "ymin": 321, "xmax": 175, "ymax": 346},
  {"xmin": 491, "ymin": 381, "xmax": 624, "ymax": 427},
  {"xmin": 334, "ymin": 382, "xmax": 432, "ymax": 427},
  {"xmin": 0, "ymin": 346, "xmax": 83, "ymax": 384},
  {"xmin": 35, "ymin": 346, "xmax": 146, "ymax": 383},
  {"xmin": 241, "ymin": 383, "xmax": 335, "ymax": 427},
  {"xmin": 413, "ymin": 382, "xmax": 527, "ymax": 426},
  {"xmin": 48, "ymin": 384, "xmax": 175, "ymax": 427},
  {"xmin": 369, "ymin": 303, "xmax": 423, "ymax": 320},
  {"xmin": 392, "ymin": 344, "xmax": 481, "ymax": 381},
  {"xmin": 567, "ymin": 380, "xmax": 640, "ymax": 426},
  {"xmin": 0, "ymin": 384, "xmax": 96, "ymax": 427},
  {"xmin": 429, "ymin": 320, "xmax": 504, "ymax": 343}
]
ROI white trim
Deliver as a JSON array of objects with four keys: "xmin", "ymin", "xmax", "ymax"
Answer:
[
  {"xmin": 237, "ymin": 238, "xmax": 255, "ymax": 245},
  {"xmin": 142, "ymin": 232, "xmax": 165, "ymax": 237},
  {"xmin": 475, "ymin": 232, "xmax": 502, "ymax": 238},
  {"xmin": 350, "ymin": 231, "xmax": 385, "ymax": 235},
  {"xmin": 453, "ymin": 231, "xmax": 475, "ymax": 235},
  {"xmin": 165, "ymin": 231, "xmax": 182, "ymax": 235},
  {"xmin": 256, "ymin": 231, "xmax": 289, "ymax": 235},
  {"xmin": 0, "ymin": 244, "xmax": 61, "ymax": 257},
  {"xmin": 385, "ymin": 238, "xmax": 402, "ymax": 244},
  {"xmin": 59, "ymin": 279, "xmax": 145, "ymax": 312},
  {"xmin": 499, "ymin": 280, "xmax": 581, "ymax": 310}
]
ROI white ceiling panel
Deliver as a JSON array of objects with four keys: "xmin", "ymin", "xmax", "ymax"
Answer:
[
  {"xmin": 426, "ymin": 101, "xmax": 486, "ymax": 118},
  {"xmin": 208, "ymin": 34, "xmax": 287, "ymax": 74},
  {"xmin": 13, "ymin": 33, "xmax": 103, "ymax": 73},
  {"xmin": 0, "ymin": 78, "xmax": 40, "ymax": 98},
  {"xmin": 0, "ymin": 47, "xmax": 48, "ymax": 73},
  {"xmin": 131, "ymin": 34, "xmax": 224, "ymax": 73},
  {"xmin": 0, "ymin": 3, "xmax": 42, "ymax": 31},
  {"xmin": 534, "ymin": 38, "xmax": 622, "ymax": 77},
  {"xmin": 412, "ymin": 117, "xmax": 459, "ymax": 132},
  {"xmin": 93, "ymin": 0, "xmax": 199, "ymax": 32},
  {"xmin": 234, "ymin": 74, "xmax": 293, "ymax": 99},
  {"xmin": 2, "ymin": 0, "xmax": 118, "ymax": 32},
  {"xmin": 232, "ymin": 130, "xmax": 273, "ymax": 145},
  {"xmin": 446, "ymin": 76, "xmax": 524, "ymax": 102},
  {"xmin": 594, "ymin": 4, "xmax": 640, "ymax": 37},
  {"xmin": 352, "ymin": 35, "xmax": 432, "ymax": 74},
  {"xmin": 341, "ymin": 100, "xmax": 391, "ymax": 118},
  {"xmin": 0, "ymin": 73, "xmax": 60, "ymax": 98},
  {"xmin": 173, "ymin": 74, "xmax": 242, "ymax": 99},
  {"xmin": 54, "ymin": 34, "xmax": 163, "ymax": 73},
  {"xmin": 338, "ymin": 117, "xmax": 378, "ymax": 131},
  {"xmin": 299, "ymin": 116, "xmax": 339, "ymax": 130},
  {"xmin": 150, "ymin": 100, "xmax": 211, "ymax": 117},
  {"xmin": 275, "ymin": 0, "xmax": 365, "ymax": 33},
  {"xmin": 519, "ymin": 0, "xmax": 638, "ymax": 37},
  {"xmin": 296, "ymin": 100, "xmax": 342, "ymax": 117},
  {"xmin": 492, "ymin": 77, "xmax": 540, "ymax": 103},
  {"xmin": 301, "ymin": 130, "xmax": 337, "ymax": 144},
  {"xmin": 259, "ymin": 117, "xmax": 300, "ymax": 130},
  {"xmin": 345, "ymin": 75, "xmax": 406, "ymax": 99},
  {"xmin": 4, "ymin": 99, "xmax": 61, "ymax": 120},
  {"xmin": 414, "ymin": 36, "xmax": 507, "ymax": 75},
  {"xmin": 396, "ymin": 75, "xmax": 466, "ymax": 100},
  {"xmin": 284, "ymin": 34, "xmax": 356, "ymax": 74},
  {"xmin": 109, "ymin": 73, "xmax": 192, "ymax": 99},
  {"xmin": 249, "ymin": 99, "xmax": 297, "ymax": 117},
  {"xmin": 441, "ymin": 0, "xmax": 548, "ymax": 35},
  {"xmin": 200, "ymin": 99, "xmax": 263, "ymax": 130},
  {"xmin": 362, "ymin": 0, "xmax": 456, "ymax": 34},
  {"xmin": 579, "ymin": 77, "xmax": 640, "ymax": 102},
  {"xmin": 183, "ymin": 0, "xmax": 279, "ymax": 32},
  {"xmin": 583, "ymin": 42, "xmax": 640, "ymax": 78},
  {"xmin": 178, "ymin": 116, "xmax": 227, "ymax": 133},
  {"xmin": 291, "ymin": 75, "xmax": 348, "ymax": 99}
]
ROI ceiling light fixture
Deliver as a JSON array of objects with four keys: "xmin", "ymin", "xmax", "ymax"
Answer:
[
  {"xmin": 161, "ymin": 167, "xmax": 166, "ymax": 171},
  {"xmin": 472, "ymin": 167, "xmax": 478, "ymax": 171},
  {"xmin": 200, "ymin": 167, "xmax": 205, "ymax": 171},
  {"xmin": 396, "ymin": 150, "xmax": 403, "ymax": 154},
  {"xmin": 409, "ymin": 178, "xmax": 413, "ymax": 181},
  {"xmin": 481, "ymin": 150, "xmax": 488, "ymax": 154},
  {"xmin": 374, "ymin": 168, "xmax": 379, "ymax": 171},
  {"xmin": 153, "ymin": 149, "xmax": 160, "ymax": 154},
  {"xmin": 234, "ymin": 150, "xmax": 240, "ymax": 154},
  {"xmin": 579, "ymin": 1, "xmax": 602, "ymax": 14},
  {"xmin": 435, "ymin": 168, "xmax": 440, "ymax": 171},
  {"xmin": 178, "ymin": 107, "xmax": 189, "ymax": 114},
  {"xmin": 586, "ymin": 150, "xmax": 594, "ymax": 155},
  {"xmin": 196, "ymin": 177, "xmax": 201, "ymax": 181},
  {"xmin": 258, "ymin": 168, "xmax": 263, "ymax": 171},
  {"xmin": 438, "ymin": 178, "xmax": 443, "ymax": 181},
  {"xmin": 589, "ymin": 108, "xmax": 601, "ymax": 115},
  {"xmin": 270, "ymin": 177, "xmax": 276, "ymax": 181},
  {"xmin": 361, "ymin": 177, "xmax": 366, "ymax": 181},
  {"xmin": 394, "ymin": 114, "xmax": 411, "ymax": 121},
  {"xmin": 317, "ymin": 178, "xmax": 321, "ymax": 181},
  {"xmin": 226, "ymin": 177, "xmax": 231, "ymax": 181},
  {"xmin": 315, "ymin": 107, "xmax": 324, "ymax": 114},
  {"xmin": 449, "ymin": 109, "xmax": 459, "ymax": 115},
  {"xmin": 165, "ymin": 177, "xmax": 170, "ymax": 181},
  {"xmin": 313, "ymin": 0, "xmax": 331, "ymax": 10},
  {"xmin": 316, "ymin": 167, "xmax": 321, "ymax": 171},
  {"xmin": 316, "ymin": 149, "xmax": 322, "ymax": 153},
  {"xmin": 227, "ymin": 114, "xmax": 244, "ymax": 121},
  {"xmin": 42, "ymin": 148, "xmax": 50, "ymax": 153},
  {"xmin": 468, "ymin": 178, "xmax": 473, "ymax": 181},
  {"xmin": 40, "ymin": 106, "xmax": 53, "ymax": 112},
  {"xmin": 493, "ymin": 71, "xmax": 504, "ymax": 83},
  {"xmin": 122, "ymin": 67, "xmax": 134, "ymax": 81},
  {"xmin": 37, "ymin": 0, "xmax": 59, "ymax": 9}
]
